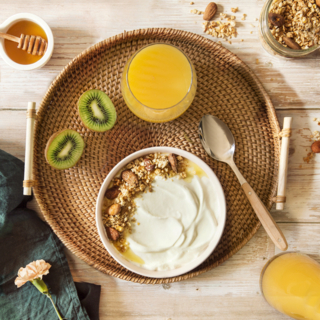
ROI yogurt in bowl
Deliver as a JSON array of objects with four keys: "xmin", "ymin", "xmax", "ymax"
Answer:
[{"xmin": 95, "ymin": 147, "xmax": 226, "ymax": 278}]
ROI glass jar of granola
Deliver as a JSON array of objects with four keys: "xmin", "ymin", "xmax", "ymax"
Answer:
[{"xmin": 259, "ymin": 0, "xmax": 319, "ymax": 58}]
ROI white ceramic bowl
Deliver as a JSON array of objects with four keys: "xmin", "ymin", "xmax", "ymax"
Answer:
[
  {"xmin": 0, "ymin": 13, "xmax": 54, "ymax": 70},
  {"xmin": 96, "ymin": 147, "xmax": 226, "ymax": 278}
]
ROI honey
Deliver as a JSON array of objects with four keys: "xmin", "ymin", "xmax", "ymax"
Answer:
[
  {"xmin": 185, "ymin": 159, "xmax": 207, "ymax": 183},
  {"xmin": 4, "ymin": 20, "xmax": 47, "ymax": 65},
  {"xmin": 121, "ymin": 248, "xmax": 145, "ymax": 265}
]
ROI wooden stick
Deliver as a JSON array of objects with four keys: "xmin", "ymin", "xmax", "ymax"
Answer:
[
  {"xmin": 23, "ymin": 102, "xmax": 36, "ymax": 196},
  {"xmin": 276, "ymin": 117, "xmax": 292, "ymax": 210},
  {"xmin": 0, "ymin": 32, "xmax": 20, "ymax": 43}
]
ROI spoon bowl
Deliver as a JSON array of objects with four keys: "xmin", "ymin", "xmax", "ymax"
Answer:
[{"xmin": 199, "ymin": 114, "xmax": 235, "ymax": 163}]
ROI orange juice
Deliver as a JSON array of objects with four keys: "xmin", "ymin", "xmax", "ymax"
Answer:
[
  {"xmin": 261, "ymin": 252, "xmax": 320, "ymax": 320},
  {"xmin": 4, "ymin": 20, "xmax": 47, "ymax": 65},
  {"xmin": 121, "ymin": 43, "xmax": 197, "ymax": 123}
]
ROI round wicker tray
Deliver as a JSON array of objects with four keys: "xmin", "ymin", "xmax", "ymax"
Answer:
[{"xmin": 33, "ymin": 28, "xmax": 280, "ymax": 284}]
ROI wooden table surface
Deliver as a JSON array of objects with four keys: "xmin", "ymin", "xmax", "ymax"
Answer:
[{"xmin": 1, "ymin": 0, "xmax": 320, "ymax": 319}]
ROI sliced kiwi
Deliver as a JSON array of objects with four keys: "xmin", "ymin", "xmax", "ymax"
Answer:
[
  {"xmin": 45, "ymin": 129, "xmax": 85, "ymax": 170},
  {"xmin": 78, "ymin": 89, "xmax": 117, "ymax": 132}
]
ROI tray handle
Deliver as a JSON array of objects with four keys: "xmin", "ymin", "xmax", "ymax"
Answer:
[
  {"xmin": 274, "ymin": 117, "xmax": 292, "ymax": 210},
  {"xmin": 23, "ymin": 102, "xmax": 36, "ymax": 196}
]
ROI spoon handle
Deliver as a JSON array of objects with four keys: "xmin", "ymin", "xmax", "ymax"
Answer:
[{"xmin": 242, "ymin": 182, "xmax": 288, "ymax": 251}]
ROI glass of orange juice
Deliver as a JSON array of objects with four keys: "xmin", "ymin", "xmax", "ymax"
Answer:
[
  {"xmin": 121, "ymin": 43, "xmax": 197, "ymax": 123},
  {"xmin": 260, "ymin": 252, "xmax": 320, "ymax": 320}
]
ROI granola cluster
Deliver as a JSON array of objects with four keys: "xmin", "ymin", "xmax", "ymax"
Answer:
[
  {"xmin": 313, "ymin": 117, "xmax": 320, "ymax": 128},
  {"xmin": 269, "ymin": 0, "xmax": 320, "ymax": 49},
  {"xmin": 190, "ymin": 3, "xmax": 249, "ymax": 44},
  {"xmin": 102, "ymin": 153, "xmax": 187, "ymax": 252},
  {"xmin": 202, "ymin": 13, "xmax": 237, "ymax": 43},
  {"xmin": 303, "ymin": 121, "xmax": 320, "ymax": 163}
]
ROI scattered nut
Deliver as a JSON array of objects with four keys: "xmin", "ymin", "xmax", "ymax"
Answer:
[
  {"xmin": 283, "ymin": 37, "xmax": 301, "ymax": 50},
  {"xmin": 268, "ymin": 13, "xmax": 285, "ymax": 27},
  {"xmin": 203, "ymin": 2, "xmax": 217, "ymax": 21},
  {"xmin": 106, "ymin": 227, "xmax": 119, "ymax": 241},
  {"xmin": 121, "ymin": 170, "xmax": 138, "ymax": 185},
  {"xmin": 107, "ymin": 203, "xmax": 121, "ymax": 216},
  {"xmin": 144, "ymin": 158, "xmax": 155, "ymax": 171},
  {"xmin": 168, "ymin": 154, "xmax": 178, "ymax": 173},
  {"xmin": 231, "ymin": 7, "xmax": 238, "ymax": 13},
  {"xmin": 311, "ymin": 141, "xmax": 320, "ymax": 153},
  {"xmin": 105, "ymin": 186, "xmax": 121, "ymax": 199}
]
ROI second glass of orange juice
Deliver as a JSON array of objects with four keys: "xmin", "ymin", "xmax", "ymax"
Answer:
[
  {"xmin": 121, "ymin": 43, "xmax": 197, "ymax": 123},
  {"xmin": 261, "ymin": 252, "xmax": 320, "ymax": 320}
]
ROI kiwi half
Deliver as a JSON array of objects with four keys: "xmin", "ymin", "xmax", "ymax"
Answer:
[
  {"xmin": 78, "ymin": 89, "xmax": 117, "ymax": 132},
  {"xmin": 45, "ymin": 129, "xmax": 85, "ymax": 170}
]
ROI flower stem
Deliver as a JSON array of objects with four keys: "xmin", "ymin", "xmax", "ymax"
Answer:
[
  {"xmin": 47, "ymin": 293, "xmax": 63, "ymax": 320},
  {"xmin": 30, "ymin": 279, "xmax": 63, "ymax": 320}
]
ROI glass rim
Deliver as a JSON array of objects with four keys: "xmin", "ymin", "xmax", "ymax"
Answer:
[
  {"xmin": 261, "ymin": 0, "xmax": 318, "ymax": 56},
  {"xmin": 125, "ymin": 43, "xmax": 194, "ymax": 111}
]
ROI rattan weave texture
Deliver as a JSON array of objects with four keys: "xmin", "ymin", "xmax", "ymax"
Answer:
[{"xmin": 33, "ymin": 28, "xmax": 280, "ymax": 284}]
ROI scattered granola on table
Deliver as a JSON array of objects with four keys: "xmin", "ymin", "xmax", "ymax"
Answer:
[
  {"xmin": 313, "ymin": 117, "xmax": 320, "ymax": 126},
  {"xmin": 202, "ymin": 19, "xmax": 237, "ymax": 40},
  {"xmin": 102, "ymin": 153, "xmax": 187, "ymax": 253},
  {"xmin": 303, "ymin": 130, "xmax": 320, "ymax": 163},
  {"xmin": 190, "ymin": 2, "xmax": 242, "ymax": 41},
  {"xmin": 268, "ymin": 0, "xmax": 320, "ymax": 50},
  {"xmin": 303, "ymin": 151, "xmax": 314, "ymax": 163},
  {"xmin": 314, "ymin": 130, "xmax": 320, "ymax": 140}
]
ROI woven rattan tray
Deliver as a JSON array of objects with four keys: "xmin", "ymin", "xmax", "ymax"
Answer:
[{"xmin": 33, "ymin": 28, "xmax": 280, "ymax": 284}]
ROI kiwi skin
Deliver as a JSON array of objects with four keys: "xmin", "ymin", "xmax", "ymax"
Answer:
[
  {"xmin": 45, "ymin": 129, "xmax": 85, "ymax": 170},
  {"xmin": 77, "ymin": 89, "xmax": 117, "ymax": 133}
]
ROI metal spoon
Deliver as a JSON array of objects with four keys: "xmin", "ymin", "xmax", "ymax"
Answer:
[{"xmin": 199, "ymin": 114, "xmax": 288, "ymax": 251}]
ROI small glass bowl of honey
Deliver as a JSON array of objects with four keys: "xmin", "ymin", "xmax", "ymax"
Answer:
[{"xmin": 0, "ymin": 13, "xmax": 54, "ymax": 70}]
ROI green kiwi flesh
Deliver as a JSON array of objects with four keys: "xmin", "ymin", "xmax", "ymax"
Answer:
[
  {"xmin": 45, "ymin": 129, "xmax": 85, "ymax": 170},
  {"xmin": 78, "ymin": 89, "xmax": 117, "ymax": 132}
]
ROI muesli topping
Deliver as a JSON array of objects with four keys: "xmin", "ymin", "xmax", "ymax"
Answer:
[{"xmin": 102, "ymin": 153, "xmax": 187, "ymax": 252}]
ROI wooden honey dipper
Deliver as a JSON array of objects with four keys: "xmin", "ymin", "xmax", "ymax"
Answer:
[{"xmin": 0, "ymin": 32, "xmax": 47, "ymax": 55}]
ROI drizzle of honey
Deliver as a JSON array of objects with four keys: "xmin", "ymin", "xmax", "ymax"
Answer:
[
  {"xmin": 121, "ymin": 248, "xmax": 145, "ymax": 265},
  {"xmin": 185, "ymin": 159, "xmax": 207, "ymax": 182},
  {"xmin": 4, "ymin": 20, "xmax": 48, "ymax": 65},
  {"xmin": 113, "ymin": 233, "xmax": 144, "ymax": 265}
]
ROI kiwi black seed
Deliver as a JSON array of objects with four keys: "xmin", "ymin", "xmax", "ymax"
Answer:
[
  {"xmin": 45, "ymin": 129, "xmax": 85, "ymax": 170},
  {"xmin": 78, "ymin": 89, "xmax": 117, "ymax": 132}
]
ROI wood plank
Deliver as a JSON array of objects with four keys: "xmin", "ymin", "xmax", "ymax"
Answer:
[
  {"xmin": 65, "ymin": 223, "xmax": 320, "ymax": 320},
  {"xmin": 0, "ymin": 0, "xmax": 319, "ymax": 111},
  {"xmin": 2, "ymin": 109, "xmax": 320, "ymax": 222}
]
